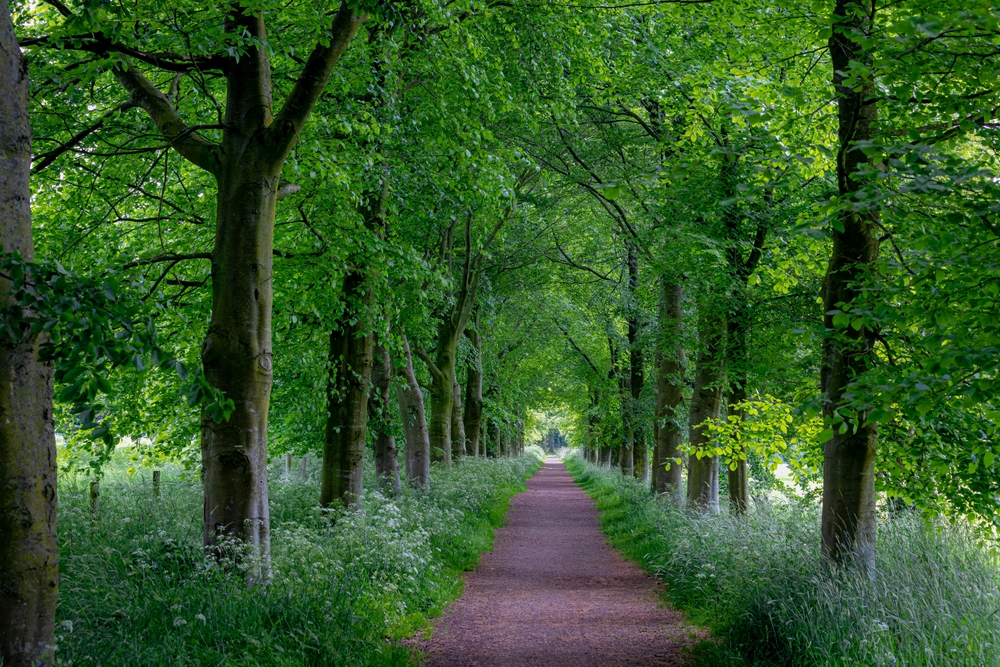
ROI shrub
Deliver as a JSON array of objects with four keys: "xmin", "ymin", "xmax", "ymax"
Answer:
[
  {"xmin": 54, "ymin": 452, "xmax": 540, "ymax": 666},
  {"xmin": 567, "ymin": 456, "xmax": 1000, "ymax": 667}
]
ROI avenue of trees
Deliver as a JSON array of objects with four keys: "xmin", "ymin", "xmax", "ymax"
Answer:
[{"xmin": 2, "ymin": 0, "xmax": 999, "ymax": 663}]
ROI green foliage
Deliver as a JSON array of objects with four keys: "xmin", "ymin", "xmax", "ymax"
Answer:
[
  {"xmin": 568, "ymin": 456, "xmax": 1000, "ymax": 667},
  {"xmin": 54, "ymin": 452, "xmax": 541, "ymax": 666},
  {"xmin": 0, "ymin": 251, "xmax": 232, "ymax": 473}
]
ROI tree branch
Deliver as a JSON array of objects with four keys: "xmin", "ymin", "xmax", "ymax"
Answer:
[
  {"xmin": 413, "ymin": 345, "xmax": 443, "ymax": 381},
  {"xmin": 272, "ymin": 3, "xmax": 366, "ymax": 158},
  {"xmin": 32, "ymin": 100, "xmax": 135, "ymax": 173},
  {"xmin": 124, "ymin": 252, "xmax": 212, "ymax": 269},
  {"xmin": 551, "ymin": 233, "xmax": 612, "ymax": 281},
  {"xmin": 112, "ymin": 62, "xmax": 222, "ymax": 174}
]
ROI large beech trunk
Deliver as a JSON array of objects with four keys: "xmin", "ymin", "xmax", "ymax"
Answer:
[
  {"xmin": 397, "ymin": 335, "xmax": 430, "ymax": 490},
  {"xmin": 0, "ymin": 7, "xmax": 59, "ymax": 663},
  {"xmin": 451, "ymin": 380, "xmax": 467, "ymax": 459},
  {"xmin": 370, "ymin": 343, "xmax": 400, "ymax": 495},
  {"xmin": 110, "ymin": 4, "xmax": 364, "ymax": 561},
  {"xmin": 463, "ymin": 328, "xmax": 483, "ymax": 457},
  {"xmin": 822, "ymin": 0, "xmax": 880, "ymax": 572},
  {"xmin": 687, "ymin": 312, "xmax": 725, "ymax": 510},
  {"xmin": 654, "ymin": 280, "xmax": 685, "ymax": 500},
  {"xmin": 320, "ymin": 294, "xmax": 373, "ymax": 509}
]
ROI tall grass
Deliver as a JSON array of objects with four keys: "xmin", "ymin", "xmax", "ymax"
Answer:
[
  {"xmin": 54, "ymin": 452, "xmax": 541, "ymax": 666},
  {"xmin": 566, "ymin": 456, "xmax": 1000, "ymax": 667}
]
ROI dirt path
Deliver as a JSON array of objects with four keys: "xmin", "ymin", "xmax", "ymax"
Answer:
[{"xmin": 417, "ymin": 457, "xmax": 702, "ymax": 666}]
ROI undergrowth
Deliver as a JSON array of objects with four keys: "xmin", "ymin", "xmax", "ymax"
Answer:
[
  {"xmin": 54, "ymin": 451, "xmax": 540, "ymax": 666},
  {"xmin": 566, "ymin": 456, "xmax": 1000, "ymax": 667}
]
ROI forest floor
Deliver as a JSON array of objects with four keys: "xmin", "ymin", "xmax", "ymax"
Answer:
[{"xmin": 414, "ymin": 457, "xmax": 706, "ymax": 666}]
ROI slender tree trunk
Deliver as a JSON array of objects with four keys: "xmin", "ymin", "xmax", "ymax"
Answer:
[
  {"xmin": 463, "ymin": 328, "xmax": 483, "ymax": 457},
  {"xmin": 654, "ymin": 281, "xmax": 686, "ymax": 501},
  {"xmin": 626, "ymin": 242, "xmax": 644, "ymax": 481},
  {"xmin": 822, "ymin": 0, "xmax": 880, "ymax": 572},
  {"xmin": 320, "ymin": 283, "xmax": 374, "ymax": 509},
  {"xmin": 488, "ymin": 421, "xmax": 500, "ymax": 458},
  {"xmin": 370, "ymin": 342, "xmax": 400, "ymax": 495},
  {"xmin": 397, "ymin": 335, "xmax": 430, "ymax": 490},
  {"xmin": 687, "ymin": 311, "xmax": 725, "ymax": 510},
  {"xmin": 726, "ymin": 385, "xmax": 749, "ymax": 512},
  {"xmin": 0, "ymin": 7, "xmax": 58, "ymax": 663},
  {"xmin": 451, "ymin": 379, "xmax": 467, "ymax": 459},
  {"xmin": 609, "ymin": 338, "xmax": 633, "ymax": 475}
]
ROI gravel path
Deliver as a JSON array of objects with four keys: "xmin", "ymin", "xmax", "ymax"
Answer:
[{"xmin": 416, "ymin": 457, "xmax": 703, "ymax": 666}]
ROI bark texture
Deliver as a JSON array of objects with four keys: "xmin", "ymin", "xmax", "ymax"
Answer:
[
  {"xmin": 822, "ymin": 0, "xmax": 880, "ymax": 573},
  {"xmin": 654, "ymin": 280, "xmax": 685, "ymax": 501},
  {"xmin": 0, "ymin": 6, "xmax": 59, "ymax": 662},
  {"xmin": 687, "ymin": 312, "xmax": 725, "ymax": 510},
  {"xmin": 397, "ymin": 335, "xmax": 430, "ymax": 490},
  {"xmin": 370, "ymin": 343, "xmax": 400, "ymax": 495}
]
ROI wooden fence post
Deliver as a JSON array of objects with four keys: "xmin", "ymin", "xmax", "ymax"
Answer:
[{"xmin": 89, "ymin": 481, "xmax": 100, "ymax": 520}]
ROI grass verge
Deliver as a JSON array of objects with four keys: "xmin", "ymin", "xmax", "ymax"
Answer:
[
  {"xmin": 55, "ymin": 452, "xmax": 541, "ymax": 666},
  {"xmin": 565, "ymin": 455, "xmax": 1000, "ymax": 667}
]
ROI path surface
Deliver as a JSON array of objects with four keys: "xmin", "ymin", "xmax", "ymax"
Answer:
[{"xmin": 417, "ymin": 457, "xmax": 702, "ymax": 666}]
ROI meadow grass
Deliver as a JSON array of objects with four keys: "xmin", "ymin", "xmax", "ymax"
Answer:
[
  {"xmin": 54, "ymin": 450, "xmax": 541, "ymax": 666},
  {"xmin": 566, "ymin": 455, "xmax": 1000, "ymax": 667}
]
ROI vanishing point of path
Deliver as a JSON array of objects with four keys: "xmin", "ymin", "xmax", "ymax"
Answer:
[{"xmin": 418, "ymin": 457, "xmax": 704, "ymax": 667}]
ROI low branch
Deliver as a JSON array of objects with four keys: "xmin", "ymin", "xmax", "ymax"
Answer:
[{"xmin": 413, "ymin": 345, "xmax": 443, "ymax": 381}]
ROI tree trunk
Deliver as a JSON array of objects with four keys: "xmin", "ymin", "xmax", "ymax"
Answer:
[
  {"xmin": 463, "ymin": 329, "xmax": 483, "ymax": 457},
  {"xmin": 0, "ymin": 6, "xmax": 59, "ymax": 663},
  {"xmin": 320, "ymin": 283, "xmax": 374, "ymax": 509},
  {"xmin": 687, "ymin": 311, "xmax": 725, "ymax": 510},
  {"xmin": 397, "ymin": 335, "xmax": 430, "ymax": 491},
  {"xmin": 451, "ymin": 379, "xmax": 467, "ymax": 459},
  {"xmin": 627, "ymin": 242, "xmax": 644, "ymax": 481},
  {"xmin": 370, "ymin": 342, "xmax": 400, "ymax": 495},
  {"xmin": 609, "ymin": 338, "xmax": 633, "ymax": 476},
  {"xmin": 424, "ymin": 323, "xmax": 460, "ymax": 467},
  {"xmin": 488, "ymin": 421, "xmax": 500, "ymax": 458},
  {"xmin": 822, "ymin": 0, "xmax": 880, "ymax": 573},
  {"xmin": 654, "ymin": 280, "xmax": 686, "ymax": 501},
  {"xmin": 726, "ymin": 385, "xmax": 749, "ymax": 512}
]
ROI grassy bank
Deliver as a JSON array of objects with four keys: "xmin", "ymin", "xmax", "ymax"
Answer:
[
  {"xmin": 566, "ymin": 456, "xmax": 1000, "ymax": 667},
  {"xmin": 55, "ymin": 452, "xmax": 541, "ymax": 666}
]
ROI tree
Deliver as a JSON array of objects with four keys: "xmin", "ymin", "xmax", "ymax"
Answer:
[
  {"xmin": 820, "ymin": 0, "xmax": 880, "ymax": 572},
  {"xmin": 0, "ymin": 2, "xmax": 58, "ymax": 663}
]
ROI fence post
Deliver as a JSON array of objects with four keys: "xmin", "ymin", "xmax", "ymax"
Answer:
[{"xmin": 89, "ymin": 481, "xmax": 100, "ymax": 520}]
